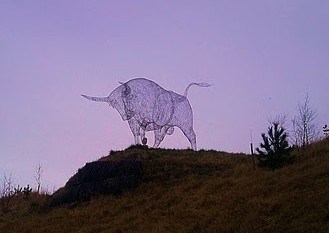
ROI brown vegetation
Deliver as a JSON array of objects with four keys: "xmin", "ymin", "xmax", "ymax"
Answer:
[{"xmin": 1, "ymin": 140, "xmax": 329, "ymax": 233}]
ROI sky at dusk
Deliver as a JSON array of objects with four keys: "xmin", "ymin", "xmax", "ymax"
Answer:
[{"xmin": 1, "ymin": 1, "xmax": 329, "ymax": 190}]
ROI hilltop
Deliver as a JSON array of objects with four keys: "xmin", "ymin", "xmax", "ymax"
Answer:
[{"xmin": 1, "ymin": 140, "xmax": 329, "ymax": 232}]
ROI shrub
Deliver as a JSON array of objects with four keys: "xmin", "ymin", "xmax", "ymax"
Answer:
[
  {"xmin": 256, "ymin": 123, "xmax": 293, "ymax": 169},
  {"xmin": 23, "ymin": 185, "xmax": 32, "ymax": 199}
]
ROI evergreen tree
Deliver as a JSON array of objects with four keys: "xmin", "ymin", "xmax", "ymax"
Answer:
[{"xmin": 256, "ymin": 123, "xmax": 292, "ymax": 169}]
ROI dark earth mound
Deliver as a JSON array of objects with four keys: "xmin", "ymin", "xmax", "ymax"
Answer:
[{"xmin": 50, "ymin": 158, "xmax": 143, "ymax": 206}]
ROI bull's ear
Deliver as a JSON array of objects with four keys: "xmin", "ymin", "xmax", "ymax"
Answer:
[
  {"xmin": 154, "ymin": 91, "xmax": 173, "ymax": 126},
  {"xmin": 123, "ymin": 84, "xmax": 131, "ymax": 97}
]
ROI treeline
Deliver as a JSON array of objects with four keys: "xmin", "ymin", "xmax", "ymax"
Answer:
[
  {"xmin": 0, "ymin": 163, "xmax": 48, "ymax": 214},
  {"xmin": 255, "ymin": 93, "xmax": 327, "ymax": 169}
]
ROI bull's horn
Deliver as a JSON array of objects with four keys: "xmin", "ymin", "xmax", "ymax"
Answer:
[{"xmin": 81, "ymin": 94, "xmax": 109, "ymax": 102}]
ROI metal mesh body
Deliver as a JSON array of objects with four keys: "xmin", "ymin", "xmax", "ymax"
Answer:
[{"xmin": 82, "ymin": 78, "xmax": 210, "ymax": 150}]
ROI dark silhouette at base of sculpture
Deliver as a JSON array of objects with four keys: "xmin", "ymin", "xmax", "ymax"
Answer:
[{"xmin": 142, "ymin": 137, "xmax": 147, "ymax": 146}]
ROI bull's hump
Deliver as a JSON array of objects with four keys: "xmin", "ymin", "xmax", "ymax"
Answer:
[
  {"xmin": 128, "ymin": 78, "xmax": 165, "ymax": 93},
  {"xmin": 128, "ymin": 77, "xmax": 155, "ymax": 85}
]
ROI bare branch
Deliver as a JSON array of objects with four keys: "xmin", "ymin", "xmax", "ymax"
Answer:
[
  {"xmin": 0, "ymin": 173, "xmax": 15, "ymax": 213},
  {"xmin": 268, "ymin": 113, "xmax": 289, "ymax": 128},
  {"xmin": 34, "ymin": 163, "xmax": 43, "ymax": 194}
]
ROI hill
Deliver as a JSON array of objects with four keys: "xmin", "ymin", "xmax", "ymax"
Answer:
[{"xmin": 1, "ymin": 140, "xmax": 329, "ymax": 233}]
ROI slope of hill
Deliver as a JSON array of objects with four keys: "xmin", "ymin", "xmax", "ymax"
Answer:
[{"xmin": 1, "ymin": 140, "xmax": 329, "ymax": 233}]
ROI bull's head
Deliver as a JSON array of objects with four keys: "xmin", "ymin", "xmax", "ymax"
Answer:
[{"xmin": 108, "ymin": 82, "xmax": 134, "ymax": 121}]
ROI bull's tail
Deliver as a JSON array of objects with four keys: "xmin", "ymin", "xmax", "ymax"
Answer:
[
  {"xmin": 81, "ymin": 94, "xmax": 109, "ymax": 102},
  {"xmin": 183, "ymin": 82, "xmax": 211, "ymax": 97}
]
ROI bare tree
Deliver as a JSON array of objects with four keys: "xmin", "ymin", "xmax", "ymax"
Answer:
[
  {"xmin": 34, "ymin": 163, "xmax": 43, "ymax": 194},
  {"xmin": 0, "ymin": 173, "xmax": 14, "ymax": 213},
  {"xmin": 292, "ymin": 94, "xmax": 319, "ymax": 147}
]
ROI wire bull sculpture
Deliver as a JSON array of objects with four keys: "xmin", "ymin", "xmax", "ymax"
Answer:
[{"xmin": 82, "ymin": 78, "xmax": 210, "ymax": 150}]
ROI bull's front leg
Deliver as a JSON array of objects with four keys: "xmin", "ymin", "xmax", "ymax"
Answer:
[
  {"xmin": 139, "ymin": 127, "xmax": 146, "ymax": 143},
  {"xmin": 128, "ymin": 118, "xmax": 141, "ymax": 145}
]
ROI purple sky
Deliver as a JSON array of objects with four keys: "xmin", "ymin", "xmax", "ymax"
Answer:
[{"xmin": 1, "ymin": 1, "xmax": 329, "ymax": 190}]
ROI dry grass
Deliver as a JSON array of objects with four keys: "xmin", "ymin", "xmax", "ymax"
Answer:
[{"xmin": 1, "ymin": 140, "xmax": 329, "ymax": 233}]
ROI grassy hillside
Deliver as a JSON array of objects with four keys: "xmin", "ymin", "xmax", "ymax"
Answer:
[{"xmin": 1, "ymin": 140, "xmax": 329, "ymax": 233}]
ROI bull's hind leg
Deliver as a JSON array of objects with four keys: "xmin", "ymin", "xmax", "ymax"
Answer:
[
  {"xmin": 153, "ymin": 126, "xmax": 170, "ymax": 148},
  {"xmin": 179, "ymin": 126, "xmax": 197, "ymax": 150}
]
